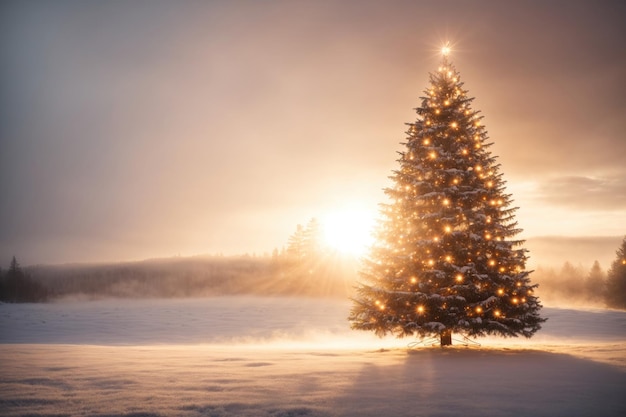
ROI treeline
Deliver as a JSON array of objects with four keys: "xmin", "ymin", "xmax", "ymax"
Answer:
[
  {"xmin": 532, "ymin": 261, "xmax": 607, "ymax": 306},
  {"xmin": 0, "ymin": 257, "xmax": 50, "ymax": 302},
  {"xmin": 0, "ymin": 252, "xmax": 358, "ymax": 302},
  {"xmin": 3, "ymin": 231, "xmax": 625, "ymax": 308},
  {"xmin": 0, "ymin": 218, "xmax": 355, "ymax": 302},
  {"xmin": 532, "ymin": 236, "xmax": 626, "ymax": 309}
]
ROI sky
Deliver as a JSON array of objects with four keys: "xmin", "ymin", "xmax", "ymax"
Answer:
[{"xmin": 1, "ymin": 0, "xmax": 625, "ymax": 266}]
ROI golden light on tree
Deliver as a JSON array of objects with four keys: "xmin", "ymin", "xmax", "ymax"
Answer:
[{"xmin": 349, "ymin": 44, "xmax": 546, "ymax": 346}]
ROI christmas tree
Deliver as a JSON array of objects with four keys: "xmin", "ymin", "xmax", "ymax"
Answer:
[
  {"xmin": 349, "ymin": 46, "xmax": 546, "ymax": 346},
  {"xmin": 605, "ymin": 237, "xmax": 626, "ymax": 309}
]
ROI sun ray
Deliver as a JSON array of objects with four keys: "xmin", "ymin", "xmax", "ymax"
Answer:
[{"xmin": 321, "ymin": 207, "xmax": 376, "ymax": 256}]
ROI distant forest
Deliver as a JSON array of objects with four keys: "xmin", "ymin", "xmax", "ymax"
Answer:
[
  {"xmin": 0, "ymin": 253, "xmax": 357, "ymax": 301},
  {"xmin": 0, "ymin": 254, "xmax": 624, "ymax": 309},
  {"xmin": 2, "ymin": 228, "xmax": 625, "ymax": 309}
]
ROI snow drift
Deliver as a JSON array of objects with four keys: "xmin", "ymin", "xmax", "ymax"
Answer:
[{"xmin": 1, "ymin": 297, "xmax": 625, "ymax": 417}]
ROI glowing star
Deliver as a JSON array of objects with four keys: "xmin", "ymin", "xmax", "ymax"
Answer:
[{"xmin": 441, "ymin": 44, "xmax": 451, "ymax": 56}]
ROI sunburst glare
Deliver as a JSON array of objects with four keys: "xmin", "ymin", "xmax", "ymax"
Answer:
[{"xmin": 321, "ymin": 207, "xmax": 376, "ymax": 256}]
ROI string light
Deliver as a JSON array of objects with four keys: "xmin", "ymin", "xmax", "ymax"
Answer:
[{"xmin": 349, "ymin": 47, "xmax": 544, "ymax": 344}]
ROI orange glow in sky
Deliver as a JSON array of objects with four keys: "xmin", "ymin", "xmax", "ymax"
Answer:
[{"xmin": 0, "ymin": 1, "xmax": 624, "ymax": 265}]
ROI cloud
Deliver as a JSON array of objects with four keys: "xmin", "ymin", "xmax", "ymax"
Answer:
[
  {"xmin": 1, "ymin": 0, "xmax": 625, "ymax": 264},
  {"xmin": 534, "ymin": 175, "xmax": 626, "ymax": 211},
  {"xmin": 525, "ymin": 235, "xmax": 623, "ymax": 268}
]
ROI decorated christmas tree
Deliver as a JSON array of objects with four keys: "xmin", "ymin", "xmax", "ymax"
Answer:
[{"xmin": 349, "ymin": 46, "xmax": 546, "ymax": 346}]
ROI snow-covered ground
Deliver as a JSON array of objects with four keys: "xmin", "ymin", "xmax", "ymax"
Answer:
[{"xmin": 1, "ymin": 297, "xmax": 625, "ymax": 416}]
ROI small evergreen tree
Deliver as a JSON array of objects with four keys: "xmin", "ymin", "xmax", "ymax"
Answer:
[
  {"xmin": 286, "ymin": 224, "xmax": 307, "ymax": 260},
  {"xmin": 585, "ymin": 260, "xmax": 605, "ymax": 302},
  {"xmin": 605, "ymin": 237, "xmax": 626, "ymax": 309},
  {"xmin": 285, "ymin": 218, "xmax": 324, "ymax": 261},
  {"xmin": 2, "ymin": 256, "xmax": 24, "ymax": 302},
  {"xmin": 558, "ymin": 261, "xmax": 586, "ymax": 299},
  {"xmin": 349, "ymin": 48, "xmax": 545, "ymax": 346},
  {"xmin": 303, "ymin": 218, "xmax": 323, "ymax": 257},
  {"xmin": 0, "ymin": 256, "xmax": 49, "ymax": 303}
]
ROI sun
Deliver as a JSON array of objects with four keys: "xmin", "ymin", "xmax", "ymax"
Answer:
[{"xmin": 321, "ymin": 207, "xmax": 376, "ymax": 256}]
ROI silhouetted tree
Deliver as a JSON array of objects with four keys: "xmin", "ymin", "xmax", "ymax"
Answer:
[
  {"xmin": 585, "ymin": 260, "xmax": 606, "ymax": 302},
  {"xmin": 286, "ymin": 224, "xmax": 307, "ymax": 260},
  {"xmin": 606, "ymin": 237, "xmax": 626, "ymax": 309},
  {"xmin": 558, "ymin": 261, "xmax": 585, "ymax": 299},
  {"xmin": 285, "ymin": 218, "xmax": 324, "ymax": 261},
  {"xmin": 0, "ymin": 256, "xmax": 49, "ymax": 303}
]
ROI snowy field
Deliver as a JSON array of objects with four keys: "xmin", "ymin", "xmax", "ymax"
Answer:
[{"xmin": 1, "ymin": 297, "xmax": 625, "ymax": 417}]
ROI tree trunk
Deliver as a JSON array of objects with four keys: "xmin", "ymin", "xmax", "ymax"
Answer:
[{"xmin": 440, "ymin": 330, "xmax": 452, "ymax": 346}]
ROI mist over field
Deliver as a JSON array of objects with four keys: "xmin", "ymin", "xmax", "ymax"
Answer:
[
  {"xmin": 1, "ymin": 1, "xmax": 625, "ymax": 416},
  {"xmin": 11, "ymin": 234, "xmax": 622, "ymax": 309},
  {"xmin": 2, "ymin": 236, "xmax": 625, "ymax": 416}
]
